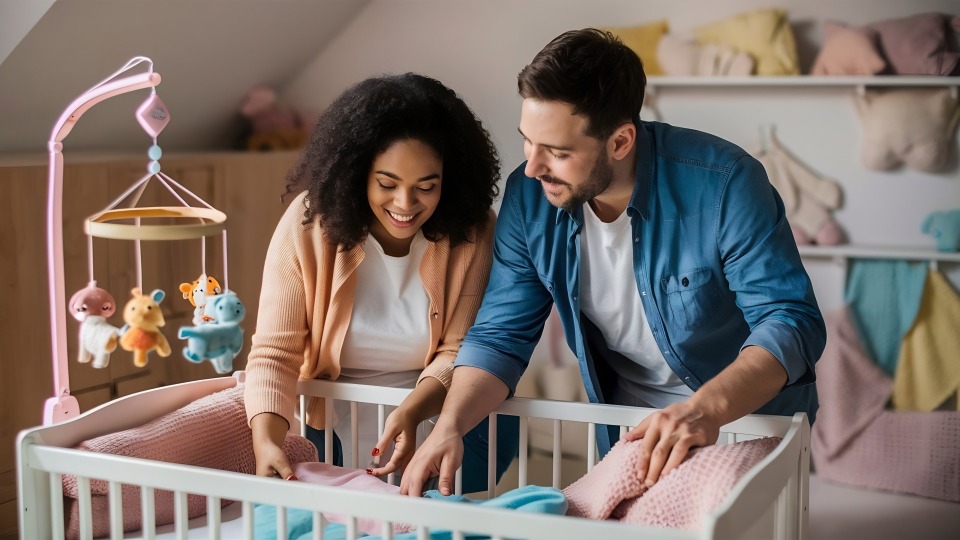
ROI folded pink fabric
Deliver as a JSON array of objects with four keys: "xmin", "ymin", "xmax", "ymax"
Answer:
[
  {"xmin": 810, "ymin": 308, "xmax": 892, "ymax": 460},
  {"xmin": 563, "ymin": 436, "xmax": 780, "ymax": 530},
  {"xmin": 812, "ymin": 307, "xmax": 960, "ymax": 502},
  {"xmin": 62, "ymin": 385, "xmax": 318, "ymax": 540},
  {"xmin": 611, "ymin": 438, "xmax": 780, "ymax": 529},
  {"xmin": 291, "ymin": 462, "xmax": 416, "ymax": 535},
  {"xmin": 562, "ymin": 438, "xmax": 648, "ymax": 519}
]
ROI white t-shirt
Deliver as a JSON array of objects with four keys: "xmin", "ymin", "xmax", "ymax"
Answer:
[
  {"xmin": 579, "ymin": 203, "xmax": 693, "ymax": 408},
  {"xmin": 339, "ymin": 232, "xmax": 431, "ymax": 377},
  {"xmin": 334, "ymin": 232, "xmax": 433, "ymax": 465}
]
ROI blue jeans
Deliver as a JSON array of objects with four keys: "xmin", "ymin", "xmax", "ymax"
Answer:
[{"xmin": 306, "ymin": 414, "xmax": 519, "ymax": 493}]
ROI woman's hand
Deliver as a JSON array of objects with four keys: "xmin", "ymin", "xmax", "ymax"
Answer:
[
  {"xmin": 251, "ymin": 412, "xmax": 296, "ymax": 479},
  {"xmin": 367, "ymin": 377, "xmax": 446, "ymax": 478},
  {"xmin": 367, "ymin": 407, "xmax": 419, "ymax": 476}
]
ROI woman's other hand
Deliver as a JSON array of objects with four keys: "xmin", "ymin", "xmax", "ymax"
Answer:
[{"xmin": 251, "ymin": 412, "xmax": 295, "ymax": 479}]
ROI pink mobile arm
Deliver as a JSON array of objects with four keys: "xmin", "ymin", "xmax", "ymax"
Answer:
[{"xmin": 44, "ymin": 71, "xmax": 161, "ymax": 425}]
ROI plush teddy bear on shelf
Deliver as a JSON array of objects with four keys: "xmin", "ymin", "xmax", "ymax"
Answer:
[
  {"xmin": 68, "ymin": 281, "xmax": 122, "ymax": 369},
  {"xmin": 178, "ymin": 291, "xmax": 245, "ymax": 374},
  {"xmin": 238, "ymin": 85, "xmax": 310, "ymax": 152}
]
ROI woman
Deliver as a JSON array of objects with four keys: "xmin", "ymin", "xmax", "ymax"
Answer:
[{"xmin": 244, "ymin": 73, "xmax": 517, "ymax": 492}]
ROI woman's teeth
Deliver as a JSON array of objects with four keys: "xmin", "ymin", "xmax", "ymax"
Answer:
[{"xmin": 388, "ymin": 210, "xmax": 415, "ymax": 222}]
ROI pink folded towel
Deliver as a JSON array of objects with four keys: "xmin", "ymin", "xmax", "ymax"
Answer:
[
  {"xmin": 292, "ymin": 462, "xmax": 416, "ymax": 535},
  {"xmin": 564, "ymin": 436, "xmax": 780, "ymax": 530}
]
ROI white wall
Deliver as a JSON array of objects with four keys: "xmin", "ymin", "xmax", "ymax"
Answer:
[{"xmin": 285, "ymin": 0, "xmax": 960, "ymax": 324}]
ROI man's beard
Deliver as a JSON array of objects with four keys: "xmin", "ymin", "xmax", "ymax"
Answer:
[{"xmin": 541, "ymin": 149, "xmax": 614, "ymax": 213}]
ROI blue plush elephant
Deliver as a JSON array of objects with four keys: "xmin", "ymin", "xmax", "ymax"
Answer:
[
  {"xmin": 921, "ymin": 209, "xmax": 960, "ymax": 252},
  {"xmin": 178, "ymin": 291, "xmax": 245, "ymax": 374}
]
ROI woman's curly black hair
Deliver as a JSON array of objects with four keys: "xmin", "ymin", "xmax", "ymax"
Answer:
[{"xmin": 283, "ymin": 73, "xmax": 501, "ymax": 250}]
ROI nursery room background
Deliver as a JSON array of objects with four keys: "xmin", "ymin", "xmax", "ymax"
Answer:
[{"xmin": 1, "ymin": 0, "xmax": 958, "ymax": 539}]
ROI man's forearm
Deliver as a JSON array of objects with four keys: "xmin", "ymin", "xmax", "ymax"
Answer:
[
  {"xmin": 432, "ymin": 366, "xmax": 510, "ymax": 436},
  {"xmin": 688, "ymin": 345, "xmax": 788, "ymax": 426}
]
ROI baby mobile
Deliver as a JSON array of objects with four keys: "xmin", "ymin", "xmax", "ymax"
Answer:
[{"xmin": 44, "ymin": 57, "xmax": 244, "ymax": 424}]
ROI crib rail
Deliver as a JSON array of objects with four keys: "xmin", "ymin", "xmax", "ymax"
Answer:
[{"xmin": 19, "ymin": 376, "xmax": 807, "ymax": 540}]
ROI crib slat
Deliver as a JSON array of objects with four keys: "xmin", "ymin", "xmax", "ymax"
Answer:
[
  {"xmin": 325, "ymin": 398, "xmax": 334, "ymax": 465},
  {"xmin": 518, "ymin": 416, "xmax": 528, "ymax": 488},
  {"xmin": 587, "ymin": 422, "xmax": 597, "ymax": 472},
  {"xmin": 453, "ymin": 531, "xmax": 465, "ymax": 540},
  {"xmin": 487, "ymin": 413, "xmax": 497, "ymax": 498},
  {"xmin": 78, "ymin": 476, "xmax": 92, "ymax": 540},
  {"xmin": 299, "ymin": 394, "xmax": 308, "ymax": 437},
  {"xmin": 350, "ymin": 401, "xmax": 359, "ymax": 468},
  {"xmin": 454, "ymin": 466, "xmax": 463, "ymax": 496},
  {"xmin": 207, "ymin": 495, "xmax": 221, "ymax": 540},
  {"xmin": 347, "ymin": 516, "xmax": 357, "ymax": 539},
  {"xmin": 381, "ymin": 520, "xmax": 393, "ymax": 539},
  {"xmin": 417, "ymin": 525, "xmax": 429, "ymax": 540},
  {"xmin": 277, "ymin": 505, "xmax": 288, "ymax": 540},
  {"xmin": 552, "ymin": 420, "xmax": 561, "ymax": 489},
  {"xmin": 312, "ymin": 511, "xmax": 325, "ymax": 540},
  {"xmin": 174, "ymin": 490, "xmax": 188, "ymax": 540},
  {"xmin": 108, "ymin": 480, "xmax": 122, "ymax": 539},
  {"xmin": 49, "ymin": 472, "xmax": 65, "ymax": 540},
  {"xmin": 242, "ymin": 501, "xmax": 254, "ymax": 540},
  {"xmin": 141, "ymin": 486, "xmax": 156, "ymax": 540}
]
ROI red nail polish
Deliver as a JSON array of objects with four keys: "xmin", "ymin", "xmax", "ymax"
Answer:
[
  {"xmin": 371, "ymin": 448, "xmax": 380, "ymax": 456},
  {"xmin": 366, "ymin": 468, "xmax": 373, "ymax": 474},
  {"xmin": 285, "ymin": 474, "xmax": 299, "ymax": 481}
]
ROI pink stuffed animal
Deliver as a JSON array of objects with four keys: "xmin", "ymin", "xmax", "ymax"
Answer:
[
  {"xmin": 120, "ymin": 288, "xmax": 171, "ymax": 367},
  {"xmin": 239, "ymin": 85, "xmax": 310, "ymax": 151},
  {"xmin": 68, "ymin": 281, "xmax": 122, "ymax": 369}
]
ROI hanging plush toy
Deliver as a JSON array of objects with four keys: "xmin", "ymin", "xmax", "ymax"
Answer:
[
  {"xmin": 120, "ymin": 287, "xmax": 171, "ymax": 367},
  {"xmin": 178, "ymin": 273, "xmax": 222, "ymax": 325},
  {"xmin": 178, "ymin": 291, "xmax": 245, "ymax": 374},
  {"xmin": 68, "ymin": 281, "xmax": 122, "ymax": 369}
]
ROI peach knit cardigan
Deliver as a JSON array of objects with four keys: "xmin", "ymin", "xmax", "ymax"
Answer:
[{"xmin": 245, "ymin": 192, "xmax": 495, "ymax": 430}]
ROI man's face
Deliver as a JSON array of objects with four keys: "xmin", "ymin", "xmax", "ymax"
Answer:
[{"xmin": 519, "ymin": 99, "xmax": 613, "ymax": 213}]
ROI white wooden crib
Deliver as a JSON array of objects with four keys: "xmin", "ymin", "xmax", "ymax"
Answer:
[{"xmin": 18, "ymin": 373, "xmax": 809, "ymax": 540}]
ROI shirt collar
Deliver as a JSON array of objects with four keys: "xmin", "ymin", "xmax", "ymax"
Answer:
[
  {"xmin": 627, "ymin": 121, "xmax": 652, "ymax": 221},
  {"xmin": 555, "ymin": 120, "xmax": 653, "ymax": 227}
]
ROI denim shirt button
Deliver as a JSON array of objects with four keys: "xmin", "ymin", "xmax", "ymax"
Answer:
[
  {"xmin": 681, "ymin": 277, "xmax": 689, "ymax": 287},
  {"xmin": 634, "ymin": 237, "xmax": 639, "ymax": 243}
]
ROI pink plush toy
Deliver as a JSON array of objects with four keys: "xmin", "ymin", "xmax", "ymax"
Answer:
[
  {"xmin": 68, "ymin": 281, "xmax": 122, "ymax": 369},
  {"xmin": 239, "ymin": 85, "xmax": 310, "ymax": 151}
]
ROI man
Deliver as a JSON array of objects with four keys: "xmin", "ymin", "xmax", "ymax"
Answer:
[{"xmin": 400, "ymin": 28, "xmax": 825, "ymax": 497}]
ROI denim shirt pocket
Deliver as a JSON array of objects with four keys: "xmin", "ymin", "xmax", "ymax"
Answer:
[{"xmin": 661, "ymin": 267, "xmax": 720, "ymax": 330}]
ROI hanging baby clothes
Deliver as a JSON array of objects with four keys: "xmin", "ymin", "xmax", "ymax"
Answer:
[
  {"xmin": 844, "ymin": 259, "xmax": 927, "ymax": 376},
  {"xmin": 892, "ymin": 270, "xmax": 960, "ymax": 411},
  {"xmin": 751, "ymin": 128, "xmax": 844, "ymax": 245}
]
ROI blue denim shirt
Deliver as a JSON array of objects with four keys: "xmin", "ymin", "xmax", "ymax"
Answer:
[{"xmin": 456, "ymin": 121, "xmax": 825, "ymax": 454}]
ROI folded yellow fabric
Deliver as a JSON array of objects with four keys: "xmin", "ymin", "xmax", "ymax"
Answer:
[
  {"xmin": 892, "ymin": 270, "xmax": 960, "ymax": 411},
  {"xmin": 694, "ymin": 8, "xmax": 800, "ymax": 75},
  {"xmin": 603, "ymin": 20, "xmax": 669, "ymax": 75}
]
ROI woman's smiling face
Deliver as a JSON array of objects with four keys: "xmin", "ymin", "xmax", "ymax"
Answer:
[{"xmin": 366, "ymin": 138, "xmax": 443, "ymax": 256}]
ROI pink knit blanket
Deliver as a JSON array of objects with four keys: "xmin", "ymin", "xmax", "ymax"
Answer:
[
  {"xmin": 563, "ymin": 436, "xmax": 780, "ymax": 530},
  {"xmin": 812, "ymin": 307, "xmax": 960, "ymax": 502},
  {"xmin": 62, "ymin": 385, "xmax": 318, "ymax": 539}
]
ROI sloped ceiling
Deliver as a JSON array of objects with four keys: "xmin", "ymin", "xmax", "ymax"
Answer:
[{"xmin": 0, "ymin": 0, "xmax": 370, "ymax": 155}]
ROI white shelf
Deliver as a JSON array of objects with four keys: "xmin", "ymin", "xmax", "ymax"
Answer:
[
  {"xmin": 797, "ymin": 245, "xmax": 960, "ymax": 263},
  {"xmin": 646, "ymin": 75, "xmax": 960, "ymax": 89}
]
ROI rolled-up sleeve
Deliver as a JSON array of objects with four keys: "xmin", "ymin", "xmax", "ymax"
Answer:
[{"xmin": 717, "ymin": 155, "xmax": 826, "ymax": 386}]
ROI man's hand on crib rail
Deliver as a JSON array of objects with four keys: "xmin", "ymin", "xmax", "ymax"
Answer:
[{"xmin": 621, "ymin": 346, "xmax": 788, "ymax": 487}]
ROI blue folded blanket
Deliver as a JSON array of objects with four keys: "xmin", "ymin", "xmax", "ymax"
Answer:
[{"xmin": 254, "ymin": 485, "xmax": 567, "ymax": 540}]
